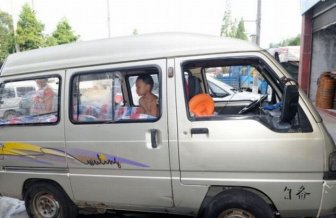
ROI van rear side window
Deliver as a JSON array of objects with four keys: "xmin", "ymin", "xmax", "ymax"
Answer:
[
  {"xmin": 0, "ymin": 77, "xmax": 60, "ymax": 125},
  {"xmin": 71, "ymin": 68, "xmax": 160, "ymax": 123}
]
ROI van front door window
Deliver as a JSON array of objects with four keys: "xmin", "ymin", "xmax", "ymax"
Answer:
[{"xmin": 183, "ymin": 58, "xmax": 308, "ymax": 132}]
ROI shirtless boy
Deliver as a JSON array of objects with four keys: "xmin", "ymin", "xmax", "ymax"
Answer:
[{"xmin": 135, "ymin": 74, "xmax": 158, "ymax": 117}]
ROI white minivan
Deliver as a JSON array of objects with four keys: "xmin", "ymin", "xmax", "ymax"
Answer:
[{"xmin": 0, "ymin": 33, "xmax": 335, "ymax": 218}]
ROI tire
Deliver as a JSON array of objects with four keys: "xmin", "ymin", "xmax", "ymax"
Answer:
[
  {"xmin": 203, "ymin": 189, "xmax": 274, "ymax": 218},
  {"xmin": 4, "ymin": 110, "xmax": 17, "ymax": 120},
  {"xmin": 24, "ymin": 182, "xmax": 77, "ymax": 218}
]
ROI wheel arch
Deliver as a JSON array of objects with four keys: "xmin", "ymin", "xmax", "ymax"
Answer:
[
  {"xmin": 3, "ymin": 109, "xmax": 17, "ymax": 116},
  {"xmin": 22, "ymin": 178, "xmax": 73, "ymax": 202},
  {"xmin": 197, "ymin": 185, "xmax": 279, "ymax": 218}
]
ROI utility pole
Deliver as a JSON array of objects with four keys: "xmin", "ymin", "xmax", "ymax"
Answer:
[
  {"xmin": 31, "ymin": 0, "xmax": 35, "ymax": 11},
  {"xmin": 106, "ymin": 0, "xmax": 111, "ymax": 38},
  {"xmin": 11, "ymin": 0, "xmax": 20, "ymax": 52},
  {"xmin": 256, "ymin": 0, "xmax": 261, "ymax": 45}
]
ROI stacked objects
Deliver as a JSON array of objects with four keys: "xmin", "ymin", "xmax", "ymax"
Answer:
[{"xmin": 316, "ymin": 72, "xmax": 336, "ymax": 109}]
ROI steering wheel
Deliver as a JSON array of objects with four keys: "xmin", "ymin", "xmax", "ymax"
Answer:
[{"xmin": 238, "ymin": 95, "xmax": 267, "ymax": 115}]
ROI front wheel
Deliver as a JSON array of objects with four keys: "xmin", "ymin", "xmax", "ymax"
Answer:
[
  {"xmin": 203, "ymin": 189, "xmax": 275, "ymax": 218},
  {"xmin": 24, "ymin": 182, "xmax": 77, "ymax": 218}
]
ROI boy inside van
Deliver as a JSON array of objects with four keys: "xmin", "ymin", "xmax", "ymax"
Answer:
[
  {"xmin": 135, "ymin": 74, "xmax": 158, "ymax": 117},
  {"xmin": 30, "ymin": 79, "xmax": 54, "ymax": 115}
]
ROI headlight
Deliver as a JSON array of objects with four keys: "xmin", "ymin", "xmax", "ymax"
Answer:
[{"xmin": 329, "ymin": 152, "xmax": 336, "ymax": 171}]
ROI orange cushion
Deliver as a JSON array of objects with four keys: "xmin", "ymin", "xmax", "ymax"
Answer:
[{"xmin": 188, "ymin": 94, "xmax": 214, "ymax": 117}]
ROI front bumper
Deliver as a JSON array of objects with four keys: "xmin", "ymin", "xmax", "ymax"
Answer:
[{"xmin": 318, "ymin": 180, "xmax": 336, "ymax": 217}]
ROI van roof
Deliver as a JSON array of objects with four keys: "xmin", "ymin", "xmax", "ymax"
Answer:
[{"xmin": 1, "ymin": 33, "xmax": 261, "ymax": 76}]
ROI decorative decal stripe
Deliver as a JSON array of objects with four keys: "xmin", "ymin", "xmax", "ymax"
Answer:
[{"xmin": 0, "ymin": 142, "xmax": 150, "ymax": 168}]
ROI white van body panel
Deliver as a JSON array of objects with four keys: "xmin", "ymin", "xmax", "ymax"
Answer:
[
  {"xmin": 174, "ymin": 53, "xmax": 325, "ymax": 216},
  {"xmin": 2, "ymin": 33, "xmax": 260, "ymax": 76},
  {"xmin": 0, "ymin": 70, "xmax": 73, "ymax": 199}
]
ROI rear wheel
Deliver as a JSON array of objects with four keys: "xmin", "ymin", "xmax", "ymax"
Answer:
[
  {"xmin": 24, "ymin": 182, "xmax": 77, "ymax": 218},
  {"xmin": 4, "ymin": 110, "xmax": 17, "ymax": 120},
  {"xmin": 203, "ymin": 189, "xmax": 274, "ymax": 218}
]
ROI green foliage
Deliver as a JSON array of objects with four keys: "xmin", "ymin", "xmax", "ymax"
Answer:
[
  {"xmin": 235, "ymin": 18, "xmax": 248, "ymax": 40},
  {"xmin": 0, "ymin": 10, "xmax": 15, "ymax": 63},
  {"xmin": 220, "ymin": 9, "xmax": 236, "ymax": 37},
  {"xmin": 220, "ymin": 9, "xmax": 247, "ymax": 40},
  {"xmin": 133, "ymin": 28, "xmax": 138, "ymax": 35},
  {"xmin": 287, "ymin": 35, "xmax": 300, "ymax": 46},
  {"xmin": 51, "ymin": 19, "xmax": 78, "ymax": 45},
  {"xmin": 45, "ymin": 35, "xmax": 57, "ymax": 47},
  {"xmin": 16, "ymin": 4, "xmax": 45, "ymax": 51},
  {"xmin": 1, "ymin": 4, "xmax": 79, "ymax": 62},
  {"xmin": 269, "ymin": 35, "xmax": 301, "ymax": 48}
]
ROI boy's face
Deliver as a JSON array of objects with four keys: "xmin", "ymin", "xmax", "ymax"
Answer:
[
  {"xmin": 136, "ymin": 79, "xmax": 150, "ymax": 96},
  {"xmin": 35, "ymin": 79, "xmax": 48, "ymax": 88}
]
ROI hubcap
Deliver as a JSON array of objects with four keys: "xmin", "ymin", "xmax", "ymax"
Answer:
[
  {"xmin": 218, "ymin": 208, "xmax": 255, "ymax": 218},
  {"xmin": 5, "ymin": 113, "xmax": 16, "ymax": 120},
  {"xmin": 33, "ymin": 193, "xmax": 60, "ymax": 218}
]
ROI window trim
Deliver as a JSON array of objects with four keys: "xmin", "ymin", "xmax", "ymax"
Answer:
[
  {"xmin": 0, "ymin": 75, "xmax": 62, "ymax": 126},
  {"xmin": 69, "ymin": 65, "xmax": 162, "ymax": 125}
]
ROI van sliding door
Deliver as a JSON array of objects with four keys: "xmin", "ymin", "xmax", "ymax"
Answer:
[{"xmin": 64, "ymin": 59, "xmax": 173, "ymax": 208}]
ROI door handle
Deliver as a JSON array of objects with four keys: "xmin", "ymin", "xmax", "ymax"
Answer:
[
  {"xmin": 191, "ymin": 128, "xmax": 209, "ymax": 135},
  {"xmin": 150, "ymin": 129, "xmax": 158, "ymax": 148}
]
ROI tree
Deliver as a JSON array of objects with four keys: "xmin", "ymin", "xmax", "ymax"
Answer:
[
  {"xmin": 16, "ymin": 4, "xmax": 45, "ymax": 51},
  {"xmin": 133, "ymin": 28, "xmax": 138, "ymax": 35},
  {"xmin": 287, "ymin": 35, "xmax": 300, "ymax": 46},
  {"xmin": 220, "ymin": 4, "xmax": 247, "ymax": 40},
  {"xmin": 235, "ymin": 18, "xmax": 248, "ymax": 40},
  {"xmin": 44, "ymin": 35, "xmax": 57, "ymax": 47},
  {"xmin": 220, "ymin": 7, "xmax": 236, "ymax": 37},
  {"xmin": 52, "ymin": 19, "xmax": 78, "ymax": 45},
  {"xmin": 269, "ymin": 35, "xmax": 300, "ymax": 48},
  {"xmin": 0, "ymin": 10, "xmax": 15, "ymax": 63}
]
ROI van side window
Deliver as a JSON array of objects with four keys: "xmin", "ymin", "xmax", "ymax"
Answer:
[
  {"xmin": 71, "ymin": 67, "xmax": 160, "ymax": 123},
  {"xmin": 0, "ymin": 77, "xmax": 60, "ymax": 125},
  {"xmin": 184, "ymin": 64, "xmax": 275, "ymax": 117},
  {"xmin": 183, "ymin": 58, "xmax": 312, "ymax": 132},
  {"xmin": 2, "ymin": 88, "xmax": 15, "ymax": 98}
]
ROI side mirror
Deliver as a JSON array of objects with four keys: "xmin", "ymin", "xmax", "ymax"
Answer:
[{"xmin": 280, "ymin": 85, "xmax": 299, "ymax": 123}]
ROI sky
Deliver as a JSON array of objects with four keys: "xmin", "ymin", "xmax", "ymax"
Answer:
[{"xmin": 0, "ymin": 0, "xmax": 302, "ymax": 48}]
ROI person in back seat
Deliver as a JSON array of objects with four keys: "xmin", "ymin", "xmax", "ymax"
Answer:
[
  {"xmin": 135, "ymin": 74, "xmax": 158, "ymax": 117},
  {"xmin": 30, "ymin": 79, "xmax": 54, "ymax": 115}
]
